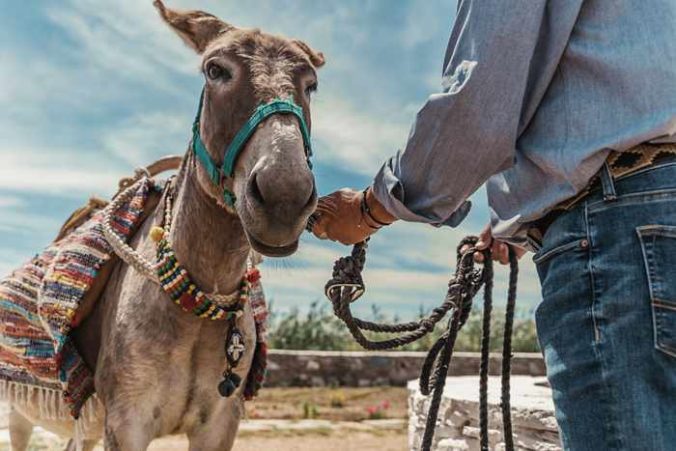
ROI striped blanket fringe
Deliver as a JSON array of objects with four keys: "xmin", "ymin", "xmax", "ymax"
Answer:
[
  {"xmin": 0, "ymin": 380, "xmax": 102, "ymax": 438},
  {"xmin": 0, "ymin": 179, "xmax": 157, "ymax": 418}
]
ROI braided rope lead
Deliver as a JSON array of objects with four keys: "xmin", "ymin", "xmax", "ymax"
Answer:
[
  {"xmin": 101, "ymin": 176, "xmax": 241, "ymax": 304},
  {"xmin": 501, "ymin": 247, "xmax": 519, "ymax": 450},
  {"xmin": 479, "ymin": 256, "xmax": 494, "ymax": 451},
  {"xmin": 324, "ymin": 236, "xmax": 518, "ymax": 451},
  {"xmin": 101, "ymin": 178, "xmax": 160, "ymax": 282}
]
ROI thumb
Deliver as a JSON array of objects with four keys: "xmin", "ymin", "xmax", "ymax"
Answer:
[
  {"xmin": 310, "ymin": 213, "xmax": 329, "ymax": 240},
  {"xmin": 475, "ymin": 225, "xmax": 492, "ymax": 249}
]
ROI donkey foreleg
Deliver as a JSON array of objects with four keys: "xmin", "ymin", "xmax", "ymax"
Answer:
[
  {"xmin": 64, "ymin": 439, "xmax": 99, "ymax": 451},
  {"xmin": 103, "ymin": 409, "xmax": 156, "ymax": 451},
  {"xmin": 9, "ymin": 407, "xmax": 33, "ymax": 451},
  {"xmin": 186, "ymin": 398, "xmax": 243, "ymax": 451}
]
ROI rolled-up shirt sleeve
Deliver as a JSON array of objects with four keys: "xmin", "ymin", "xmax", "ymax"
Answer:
[{"xmin": 372, "ymin": 0, "xmax": 548, "ymax": 226}]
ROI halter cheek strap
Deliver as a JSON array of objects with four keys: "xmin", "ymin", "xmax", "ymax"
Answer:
[{"xmin": 191, "ymin": 88, "xmax": 314, "ymax": 206}]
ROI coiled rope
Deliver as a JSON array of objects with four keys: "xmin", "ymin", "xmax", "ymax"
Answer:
[{"xmin": 323, "ymin": 236, "xmax": 519, "ymax": 451}]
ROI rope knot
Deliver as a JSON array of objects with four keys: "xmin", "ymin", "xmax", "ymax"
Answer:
[
  {"xmin": 420, "ymin": 319, "xmax": 435, "ymax": 332},
  {"xmin": 322, "ymin": 235, "xmax": 519, "ymax": 451}
]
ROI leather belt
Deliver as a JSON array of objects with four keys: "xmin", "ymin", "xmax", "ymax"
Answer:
[{"xmin": 528, "ymin": 142, "xmax": 676, "ymax": 245}]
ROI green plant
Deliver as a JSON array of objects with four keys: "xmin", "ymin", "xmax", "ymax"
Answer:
[
  {"xmin": 366, "ymin": 400, "xmax": 390, "ymax": 419},
  {"xmin": 329, "ymin": 390, "xmax": 347, "ymax": 408},
  {"xmin": 302, "ymin": 401, "xmax": 319, "ymax": 419},
  {"xmin": 267, "ymin": 301, "xmax": 355, "ymax": 351},
  {"xmin": 267, "ymin": 301, "xmax": 540, "ymax": 353},
  {"xmin": 453, "ymin": 307, "xmax": 540, "ymax": 353}
]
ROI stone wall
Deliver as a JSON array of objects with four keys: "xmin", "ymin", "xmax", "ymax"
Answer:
[
  {"xmin": 408, "ymin": 376, "xmax": 560, "ymax": 451},
  {"xmin": 265, "ymin": 350, "xmax": 545, "ymax": 387}
]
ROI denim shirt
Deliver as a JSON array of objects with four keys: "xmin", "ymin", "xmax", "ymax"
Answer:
[{"xmin": 372, "ymin": 0, "xmax": 676, "ymax": 245}]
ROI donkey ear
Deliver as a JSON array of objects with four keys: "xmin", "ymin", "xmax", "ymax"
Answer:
[
  {"xmin": 154, "ymin": 0, "xmax": 235, "ymax": 53},
  {"xmin": 292, "ymin": 39, "xmax": 326, "ymax": 68}
]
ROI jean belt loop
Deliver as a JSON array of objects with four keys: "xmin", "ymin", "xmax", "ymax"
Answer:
[{"xmin": 600, "ymin": 162, "xmax": 617, "ymax": 202}]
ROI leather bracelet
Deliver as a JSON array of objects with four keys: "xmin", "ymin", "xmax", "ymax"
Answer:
[{"xmin": 361, "ymin": 189, "xmax": 391, "ymax": 228}]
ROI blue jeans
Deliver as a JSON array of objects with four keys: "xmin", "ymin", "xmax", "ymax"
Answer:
[{"xmin": 534, "ymin": 162, "xmax": 676, "ymax": 450}]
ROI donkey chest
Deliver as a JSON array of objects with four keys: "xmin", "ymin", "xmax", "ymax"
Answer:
[
  {"xmin": 125, "ymin": 308, "xmax": 254, "ymax": 435},
  {"xmin": 144, "ymin": 319, "xmax": 231, "ymax": 430},
  {"xmin": 97, "ymin": 260, "xmax": 256, "ymax": 435}
]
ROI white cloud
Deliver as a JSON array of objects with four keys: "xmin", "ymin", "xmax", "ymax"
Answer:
[
  {"xmin": 0, "ymin": 145, "xmax": 122, "ymax": 196},
  {"xmin": 312, "ymin": 94, "xmax": 410, "ymax": 175},
  {"xmin": 286, "ymin": 239, "xmax": 343, "ymax": 267},
  {"xmin": 401, "ymin": 1, "xmax": 454, "ymax": 50},
  {"xmin": 0, "ymin": 195, "xmax": 22, "ymax": 209},
  {"xmin": 0, "ymin": 51, "xmax": 92, "ymax": 119},
  {"xmin": 0, "ymin": 209, "xmax": 60, "ymax": 236},
  {"xmin": 44, "ymin": 0, "xmax": 197, "ymax": 86},
  {"xmin": 102, "ymin": 111, "xmax": 192, "ymax": 168}
]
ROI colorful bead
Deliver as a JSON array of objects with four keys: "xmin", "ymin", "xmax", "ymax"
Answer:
[
  {"xmin": 246, "ymin": 268, "xmax": 261, "ymax": 283},
  {"xmin": 154, "ymin": 238, "xmax": 254, "ymax": 321},
  {"xmin": 149, "ymin": 226, "xmax": 165, "ymax": 243}
]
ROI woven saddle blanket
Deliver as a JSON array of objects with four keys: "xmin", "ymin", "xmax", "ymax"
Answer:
[{"xmin": 0, "ymin": 178, "xmax": 268, "ymax": 418}]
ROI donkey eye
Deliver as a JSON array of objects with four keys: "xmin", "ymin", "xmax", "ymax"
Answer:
[
  {"xmin": 206, "ymin": 62, "xmax": 232, "ymax": 82},
  {"xmin": 305, "ymin": 82, "xmax": 318, "ymax": 98}
]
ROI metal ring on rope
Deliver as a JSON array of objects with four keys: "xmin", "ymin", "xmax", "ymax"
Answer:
[{"xmin": 322, "ymin": 236, "xmax": 519, "ymax": 451}]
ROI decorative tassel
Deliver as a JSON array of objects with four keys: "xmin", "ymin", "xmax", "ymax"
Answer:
[{"xmin": 244, "ymin": 342, "xmax": 267, "ymax": 400}]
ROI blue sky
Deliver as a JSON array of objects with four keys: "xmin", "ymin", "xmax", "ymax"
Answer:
[{"xmin": 0, "ymin": 0, "xmax": 541, "ymax": 318}]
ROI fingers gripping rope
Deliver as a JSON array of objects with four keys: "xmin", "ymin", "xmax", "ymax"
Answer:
[{"xmin": 323, "ymin": 236, "xmax": 519, "ymax": 451}]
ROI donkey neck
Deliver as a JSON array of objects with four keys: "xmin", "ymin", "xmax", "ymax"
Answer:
[{"xmin": 168, "ymin": 158, "xmax": 250, "ymax": 295}]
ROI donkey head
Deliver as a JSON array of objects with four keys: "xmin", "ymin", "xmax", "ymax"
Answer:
[{"xmin": 155, "ymin": 1, "xmax": 324, "ymax": 257}]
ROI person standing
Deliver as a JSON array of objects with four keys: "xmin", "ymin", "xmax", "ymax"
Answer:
[{"xmin": 312, "ymin": 1, "xmax": 676, "ymax": 449}]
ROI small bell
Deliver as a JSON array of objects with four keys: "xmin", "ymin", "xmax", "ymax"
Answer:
[
  {"xmin": 218, "ymin": 371, "xmax": 242, "ymax": 398},
  {"xmin": 218, "ymin": 377, "xmax": 237, "ymax": 397}
]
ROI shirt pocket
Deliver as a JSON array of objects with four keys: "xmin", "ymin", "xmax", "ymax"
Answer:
[{"xmin": 637, "ymin": 225, "xmax": 676, "ymax": 358}]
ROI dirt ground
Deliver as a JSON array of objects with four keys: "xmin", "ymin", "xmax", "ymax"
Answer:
[
  {"xmin": 245, "ymin": 386, "xmax": 409, "ymax": 421},
  {"xmin": 5, "ymin": 387, "xmax": 410, "ymax": 450},
  {"xmin": 234, "ymin": 430, "xmax": 406, "ymax": 451},
  {"xmin": 146, "ymin": 430, "xmax": 408, "ymax": 451},
  {"xmin": 19, "ymin": 429, "xmax": 409, "ymax": 451}
]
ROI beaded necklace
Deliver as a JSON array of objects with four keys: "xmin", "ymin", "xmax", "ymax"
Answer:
[{"xmin": 149, "ymin": 185, "xmax": 256, "ymax": 398}]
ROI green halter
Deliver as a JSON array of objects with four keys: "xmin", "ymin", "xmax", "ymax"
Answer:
[{"xmin": 191, "ymin": 88, "xmax": 314, "ymax": 206}]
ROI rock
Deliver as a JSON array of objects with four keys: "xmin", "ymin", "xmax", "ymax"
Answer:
[
  {"xmin": 358, "ymin": 378, "xmax": 371, "ymax": 387},
  {"xmin": 437, "ymin": 438, "xmax": 470, "ymax": 450},
  {"xmin": 408, "ymin": 376, "xmax": 560, "ymax": 451},
  {"xmin": 462, "ymin": 425, "xmax": 501, "ymax": 443},
  {"xmin": 310, "ymin": 376, "xmax": 325, "ymax": 387}
]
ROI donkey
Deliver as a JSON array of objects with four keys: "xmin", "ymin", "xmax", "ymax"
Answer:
[{"xmin": 8, "ymin": 1, "xmax": 324, "ymax": 449}]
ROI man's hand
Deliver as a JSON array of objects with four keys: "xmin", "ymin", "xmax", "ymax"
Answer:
[
  {"xmin": 311, "ymin": 187, "xmax": 396, "ymax": 245},
  {"xmin": 462, "ymin": 224, "xmax": 527, "ymax": 264}
]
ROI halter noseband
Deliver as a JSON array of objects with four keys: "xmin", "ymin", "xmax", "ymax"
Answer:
[{"xmin": 191, "ymin": 88, "xmax": 314, "ymax": 206}]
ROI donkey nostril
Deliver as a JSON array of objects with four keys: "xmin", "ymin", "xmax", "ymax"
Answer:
[{"xmin": 249, "ymin": 172, "xmax": 265, "ymax": 205}]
